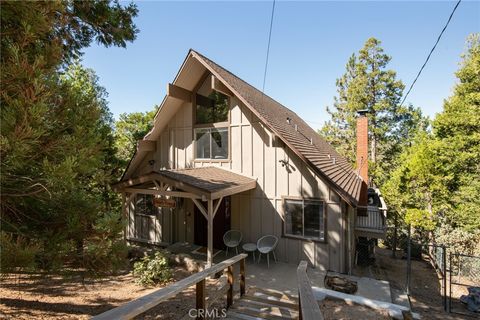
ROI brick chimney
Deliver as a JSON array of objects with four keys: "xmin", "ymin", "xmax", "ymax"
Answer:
[
  {"xmin": 356, "ymin": 110, "xmax": 369, "ymax": 211},
  {"xmin": 356, "ymin": 110, "xmax": 368, "ymax": 185}
]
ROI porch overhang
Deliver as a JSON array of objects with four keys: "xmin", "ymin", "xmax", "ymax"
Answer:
[
  {"xmin": 112, "ymin": 167, "xmax": 257, "ymax": 200},
  {"xmin": 113, "ymin": 167, "xmax": 257, "ymax": 268}
]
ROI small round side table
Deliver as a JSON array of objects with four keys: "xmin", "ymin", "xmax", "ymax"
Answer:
[{"xmin": 242, "ymin": 243, "xmax": 257, "ymax": 262}]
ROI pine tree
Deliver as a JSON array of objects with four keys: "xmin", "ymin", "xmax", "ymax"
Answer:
[
  {"xmin": 0, "ymin": 1, "xmax": 138, "ymax": 273},
  {"xmin": 320, "ymin": 38, "xmax": 426, "ymax": 184},
  {"xmin": 115, "ymin": 109, "xmax": 158, "ymax": 165},
  {"xmin": 433, "ymin": 34, "xmax": 480, "ymax": 233},
  {"xmin": 383, "ymin": 34, "xmax": 480, "ymax": 253}
]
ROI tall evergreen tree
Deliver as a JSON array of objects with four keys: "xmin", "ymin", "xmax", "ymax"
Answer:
[
  {"xmin": 0, "ymin": 1, "xmax": 138, "ymax": 272},
  {"xmin": 383, "ymin": 34, "xmax": 480, "ymax": 253},
  {"xmin": 321, "ymin": 38, "xmax": 426, "ymax": 184},
  {"xmin": 115, "ymin": 109, "xmax": 157, "ymax": 165}
]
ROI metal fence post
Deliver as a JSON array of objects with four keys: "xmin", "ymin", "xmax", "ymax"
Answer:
[
  {"xmin": 448, "ymin": 253, "xmax": 452, "ymax": 313},
  {"xmin": 442, "ymin": 245, "xmax": 447, "ymax": 311},
  {"xmin": 406, "ymin": 224, "xmax": 411, "ymax": 296}
]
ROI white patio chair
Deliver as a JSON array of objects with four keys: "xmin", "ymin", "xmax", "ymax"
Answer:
[
  {"xmin": 223, "ymin": 230, "xmax": 242, "ymax": 256},
  {"xmin": 257, "ymin": 235, "xmax": 278, "ymax": 268}
]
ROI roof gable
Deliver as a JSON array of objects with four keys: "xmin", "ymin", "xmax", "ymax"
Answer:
[
  {"xmin": 123, "ymin": 50, "xmax": 363, "ymax": 205},
  {"xmin": 190, "ymin": 50, "xmax": 362, "ymax": 205}
]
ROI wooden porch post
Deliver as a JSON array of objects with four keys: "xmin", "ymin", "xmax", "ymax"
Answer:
[
  {"xmin": 121, "ymin": 192, "xmax": 127, "ymax": 241},
  {"xmin": 207, "ymin": 199, "xmax": 213, "ymax": 268}
]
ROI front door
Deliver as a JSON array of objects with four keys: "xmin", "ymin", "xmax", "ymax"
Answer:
[{"xmin": 194, "ymin": 197, "xmax": 231, "ymax": 249}]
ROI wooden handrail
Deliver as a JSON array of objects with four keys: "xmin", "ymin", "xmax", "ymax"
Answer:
[
  {"xmin": 92, "ymin": 253, "xmax": 248, "ymax": 320},
  {"xmin": 297, "ymin": 261, "xmax": 323, "ymax": 320}
]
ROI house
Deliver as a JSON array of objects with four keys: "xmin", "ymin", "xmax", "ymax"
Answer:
[{"xmin": 113, "ymin": 50, "xmax": 386, "ymax": 273}]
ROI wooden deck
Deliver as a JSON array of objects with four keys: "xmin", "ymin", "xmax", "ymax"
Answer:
[
  {"xmin": 226, "ymin": 287, "xmax": 299, "ymax": 320},
  {"xmin": 92, "ymin": 256, "xmax": 323, "ymax": 320}
]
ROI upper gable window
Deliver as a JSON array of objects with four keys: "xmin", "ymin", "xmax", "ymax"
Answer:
[{"xmin": 195, "ymin": 91, "xmax": 229, "ymax": 124}]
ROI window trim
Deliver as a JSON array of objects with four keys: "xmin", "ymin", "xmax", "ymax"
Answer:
[
  {"xmin": 194, "ymin": 127, "xmax": 229, "ymax": 161},
  {"xmin": 281, "ymin": 196, "xmax": 326, "ymax": 243}
]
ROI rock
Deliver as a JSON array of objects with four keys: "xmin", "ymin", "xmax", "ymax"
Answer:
[
  {"xmin": 167, "ymin": 252, "xmax": 203, "ymax": 272},
  {"xmin": 402, "ymin": 310, "xmax": 414, "ymax": 320},
  {"xmin": 128, "ymin": 246, "xmax": 148, "ymax": 261},
  {"xmin": 324, "ymin": 275, "xmax": 358, "ymax": 294}
]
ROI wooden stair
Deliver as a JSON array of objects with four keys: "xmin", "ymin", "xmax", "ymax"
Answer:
[{"xmin": 226, "ymin": 287, "xmax": 299, "ymax": 320}]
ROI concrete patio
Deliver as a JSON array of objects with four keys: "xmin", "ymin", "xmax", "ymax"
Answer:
[{"xmin": 167, "ymin": 243, "xmax": 394, "ymax": 303}]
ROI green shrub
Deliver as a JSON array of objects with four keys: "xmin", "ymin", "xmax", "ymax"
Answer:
[
  {"xmin": 0, "ymin": 232, "xmax": 41, "ymax": 274},
  {"xmin": 133, "ymin": 251, "xmax": 172, "ymax": 286},
  {"xmin": 83, "ymin": 211, "xmax": 128, "ymax": 275}
]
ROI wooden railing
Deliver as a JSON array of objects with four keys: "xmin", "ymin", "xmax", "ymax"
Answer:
[
  {"xmin": 297, "ymin": 261, "xmax": 323, "ymax": 320},
  {"xmin": 92, "ymin": 253, "xmax": 247, "ymax": 320},
  {"xmin": 355, "ymin": 207, "xmax": 386, "ymax": 232}
]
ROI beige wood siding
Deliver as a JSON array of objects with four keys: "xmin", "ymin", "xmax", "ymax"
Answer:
[{"xmin": 127, "ymin": 79, "xmax": 351, "ymax": 272}]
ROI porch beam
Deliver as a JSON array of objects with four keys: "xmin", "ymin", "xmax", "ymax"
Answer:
[
  {"xmin": 123, "ymin": 187, "xmax": 201, "ymax": 199},
  {"xmin": 210, "ymin": 179, "xmax": 257, "ymax": 200},
  {"xmin": 153, "ymin": 180, "xmax": 169, "ymax": 192},
  {"xmin": 207, "ymin": 199, "xmax": 214, "ymax": 268},
  {"xmin": 211, "ymin": 75, "xmax": 233, "ymax": 96},
  {"xmin": 212, "ymin": 196, "xmax": 224, "ymax": 219},
  {"xmin": 137, "ymin": 140, "xmax": 156, "ymax": 152},
  {"xmin": 167, "ymin": 83, "xmax": 192, "ymax": 102},
  {"xmin": 192, "ymin": 198, "xmax": 208, "ymax": 220},
  {"xmin": 121, "ymin": 193, "xmax": 127, "ymax": 241}
]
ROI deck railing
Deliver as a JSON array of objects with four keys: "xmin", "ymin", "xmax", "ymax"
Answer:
[
  {"xmin": 297, "ymin": 261, "xmax": 324, "ymax": 320},
  {"xmin": 92, "ymin": 253, "xmax": 247, "ymax": 320},
  {"xmin": 355, "ymin": 207, "xmax": 386, "ymax": 232}
]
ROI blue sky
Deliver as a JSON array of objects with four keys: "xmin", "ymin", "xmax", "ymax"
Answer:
[{"xmin": 82, "ymin": 1, "xmax": 479, "ymax": 129}]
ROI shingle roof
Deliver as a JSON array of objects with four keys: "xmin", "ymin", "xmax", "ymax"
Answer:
[
  {"xmin": 159, "ymin": 167, "xmax": 256, "ymax": 195},
  {"xmin": 191, "ymin": 50, "xmax": 363, "ymax": 205},
  {"xmin": 114, "ymin": 167, "xmax": 257, "ymax": 200}
]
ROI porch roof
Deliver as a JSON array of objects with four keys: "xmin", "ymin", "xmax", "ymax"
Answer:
[{"xmin": 113, "ymin": 167, "xmax": 257, "ymax": 200}]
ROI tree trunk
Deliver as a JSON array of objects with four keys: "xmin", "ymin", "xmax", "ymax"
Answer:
[
  {"xmin": 426, "ymin": 192, "xmax": 435, "ymax": 243},
  {"xmin": 392, "ymin": 212, "xmax": 398, "ymax": 258},
  {"xmin": 76, "ymin": 238, "xmax": 84, "ymax": 267},
  {"xmin": 371, "ymin": 133, "xmax": 377, "ymax": 164}
]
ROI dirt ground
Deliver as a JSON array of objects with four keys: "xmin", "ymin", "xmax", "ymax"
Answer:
[
  {"xmin": 2, "ymin": 248, "xmax": 478, "ymax": 319},
  {"xmin": 355, "ymin": 247, "xmax": 476, "ymax": 320},
  {"xmin": 0, "ymin": 267, "xmax": 195, "ymax": 320}
]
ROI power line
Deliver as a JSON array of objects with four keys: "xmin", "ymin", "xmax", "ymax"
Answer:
[
  {"xmin": 400, "ymin": 0, "xmax": 462, "ymax": 107},
  {"xmin": 262, "ymin": 0, "xmax": 276, "ymax": 93}
]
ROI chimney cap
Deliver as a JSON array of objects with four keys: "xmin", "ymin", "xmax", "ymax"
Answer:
[{"xmin": 357, "ymin": 109, "xmax": 369, "ymax": 116}]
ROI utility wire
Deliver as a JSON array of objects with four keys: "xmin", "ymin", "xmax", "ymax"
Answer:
[
  {"xmin": 262, "ymin": 0, "xmax": 276, "ymax": 93},
  {"xmin": 400, "ymin": 0, "xmax": 462, "ymax": 107}
]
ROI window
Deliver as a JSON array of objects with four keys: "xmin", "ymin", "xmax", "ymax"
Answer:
[
  {"xmin": 135, "ymin": 194, "xmax": 156, "ymax": 215},
  {"xmin": 195, "ymin": 92, "xmax": 229, "ymax": 124},
  {"xmin": 195, "ymin": 127, "xmax": 228, "ymax": 159},
  {"xmin": 194, "ymin": 82, "xmax": 230, "ymax": 160},
  {"xmin": 284, "ymin": 199, "xmax": 324, "ymax": 241}
]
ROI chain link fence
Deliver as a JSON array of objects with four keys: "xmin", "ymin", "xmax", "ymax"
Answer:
[
  {"xmin": 449, "ymin": 253, "xmax": 480, "ymax": 317},
  {"xmin": 426, "ymin": 244, "xmax": 448, "ymax": 310}
]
